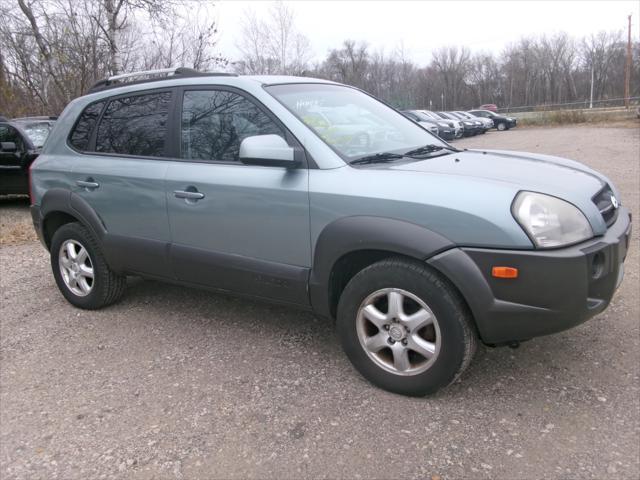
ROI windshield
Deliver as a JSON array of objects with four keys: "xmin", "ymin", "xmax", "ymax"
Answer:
[
  {"xmin": 421, "ymin": 111, "xmax": 442, "ymax": 121},
  {"xmin": 266, "ymin": 83, "xmax": 446, "ymax": 160},
  {"xmin": 411, "ymin": 111, "xmax": 436, "ymax": 122},
  {"xmin": 16, "ymin": 121, "xmax": 54, "ymax": 147}
]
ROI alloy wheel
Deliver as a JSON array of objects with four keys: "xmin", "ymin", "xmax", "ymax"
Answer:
[
  {"xmin": 58, "ymin": 239, "xmax": 94, "ymax": 296},
  {"xmin": 356, "ymin": 288, "xmax": 441, "ymax": 376}
]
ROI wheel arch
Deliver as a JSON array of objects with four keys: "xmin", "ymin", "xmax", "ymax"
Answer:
[
  {"xmin": 309, "ymin": 216, "xmax": 455, "ymax": 319},
  {"xmin": 40, "ymin": 188, "xmax": 106, "ymax": 249}
]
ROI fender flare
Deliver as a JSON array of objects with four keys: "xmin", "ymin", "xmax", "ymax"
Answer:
[
  {"xmin": 308, "ymin": 216, "xmax": 454, "ymax": 318},
  {"xmin": 40, "ymin": 188, "xmax": 107, "ymax": 245}
]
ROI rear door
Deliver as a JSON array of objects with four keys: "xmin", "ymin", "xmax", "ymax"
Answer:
[
  {"xmin": 164, "ymin": 87, "xmax": 311, "ymax": 305},
  {"xmin": 70, "ymin": 90, "xmax": 174, "ymax": 277}
]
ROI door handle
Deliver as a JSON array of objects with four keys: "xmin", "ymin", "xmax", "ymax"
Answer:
[
  {"xmin": 76, "ymin": 179, "xmax": 100, "ymax": 189},
  {"xmin": 174, "ymin": 190, "xmax": 205, "ymax": 200}
]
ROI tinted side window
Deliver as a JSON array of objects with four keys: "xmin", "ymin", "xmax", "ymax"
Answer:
[
  {"xmin": 96, "ymin": 92, "xmax": 171, "ymax": 157},
  {"xmin": 181, "ymin": 90, "xmax": 283, "ymax": 162},
  {"xmin": 69, "ymin": 101, "xmax": 104, "ymax": 151}
]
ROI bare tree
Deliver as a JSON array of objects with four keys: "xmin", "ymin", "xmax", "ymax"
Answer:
[
  {"xmin": 582, "ymin": 31, "xmax": 624, "ymax": 100},
  {"xmin": 431, "ymin": 46, "xmax": 471, "ymax": 109},
  {"xmin": 1, "ymin": 0, "xmax": 226, "ymax": 116},
  {"xmin": 235, "ymin": 1, "xmax": 312, "ymax": 75}
]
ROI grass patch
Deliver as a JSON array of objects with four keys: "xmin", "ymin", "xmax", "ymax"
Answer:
[{"xmin": 516, "ymin": 108, "xmax": 638, "ymax": 127}]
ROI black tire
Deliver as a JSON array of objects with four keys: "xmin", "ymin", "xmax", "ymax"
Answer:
[
  {"xmin": 337, "ymin": 257, "xmax": 477, "ymax": 396},
  {"xmin": 50, "ymin": 222, "xmax": 126, "ymax": 309}
]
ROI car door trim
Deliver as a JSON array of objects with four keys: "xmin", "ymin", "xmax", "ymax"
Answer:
[{"xmin": 169, "ymin": 243, "xmax": 311, "ymax": 306}]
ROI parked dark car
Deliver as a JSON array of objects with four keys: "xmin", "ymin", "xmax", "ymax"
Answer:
[
  {"xmin": 447, "ymin": 112, "xmax": 486, "ymax": 135},
  {"xmin": 453, "ymin": 111, "xmax": 493, "ymax": 133},
  {"xmin": 468, "ymin": 109, "xmax": 517, "ymax": 131},
  {"xmin": 400, "ymin": 111, "xmax": 440, "ymax": 137},
  {"xmin": 402, "ymin": 110, "xmax": 456, "ymax": 141},
  {"xmin": 0, "ymin": 117, "xmax": 56, "ymax": 195},
  {"xmin": 437, "ymin": 112, "xmax": 480, "ymax": 136},
  {"xmin": 420, "ymin": 110, "xmax": 463, "ymax": 138}
]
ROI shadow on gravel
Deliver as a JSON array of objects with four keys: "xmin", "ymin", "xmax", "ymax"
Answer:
[{"xmin": 113, "ymin": 275, "xmax": 597, "ymax": 401}]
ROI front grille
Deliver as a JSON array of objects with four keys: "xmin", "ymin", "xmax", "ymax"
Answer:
[{"xmin": 592, "ymin": 184, "xmax": 619, "ymax": 227}]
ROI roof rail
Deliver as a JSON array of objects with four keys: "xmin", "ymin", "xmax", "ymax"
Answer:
[{"xmin": 88, "ymin": 67, "xmax": 237, "ymax": 93}]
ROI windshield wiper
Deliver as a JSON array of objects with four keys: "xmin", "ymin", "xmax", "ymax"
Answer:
[
  {"xmin": 350, "ymin": 152, "xmax": 405, "ymax": 165},
  {"xmin": 403, "ymin": 144, "xmax": 459, "ymax": 157}
]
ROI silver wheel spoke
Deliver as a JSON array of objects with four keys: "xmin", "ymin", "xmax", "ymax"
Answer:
[
  {"xmin": 60, "ymin": 256, "xmax": 72, "ymax": 268},
  {"xmin": 403, "ymin": 308, "xmax": 433, "ymax": 332},
  {"xmin": 391, "ymin": 345, "xmax": 411, "ymax": 372},
  {"xmin": 408, "ymin": 334, "xmax": 436, "ymax": 359},
  {"xmin": 362, "ymin": 304, "xmax": 387, "ymax": 328},
  {"xmin": 79, "ymin": 264, "xmax": 94, "ymax": 279},
  {"xmin": 387, "ymin": 291, "xmax": 404, "ymax": 319},
  {"xmin": 66, "ymin": 242, "xmax": 78, "ymax": 260},
  {"xmin": 77, "ymin": 276, "xmax": 91, "ymax": 293},
  {"xmin": 76, "ymin": 247, "xmax": 88, "ymax": 264},
  {"xmin": 365, "ymin": 333, "xmax": 389, "ymax": 353}
]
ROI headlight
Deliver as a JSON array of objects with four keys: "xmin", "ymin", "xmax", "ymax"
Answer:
[
  {"xmin": 512, "ymin": 192, "xmax": 593, "ymax": 248},
  {"xmin": 437, "ymin": 121, "xmax": 448, "ymax": 127}
]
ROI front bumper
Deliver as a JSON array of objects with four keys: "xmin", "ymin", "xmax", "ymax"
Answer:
[
  {"xmin": 438, "ymin": 128, "xmax": 455, "ymax": 140},
  {"xmin": 428, "ymin": 207, "xmax": 632, "ymax": 344}
]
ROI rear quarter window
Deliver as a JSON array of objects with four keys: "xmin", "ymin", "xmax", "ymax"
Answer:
[
  {"xmin": 69, "ymin": 101, "xmax": 105, "ymax": 151},
  {"xmin": 95, "ymin": 91, "xmax": 172, "ymax": 157}
]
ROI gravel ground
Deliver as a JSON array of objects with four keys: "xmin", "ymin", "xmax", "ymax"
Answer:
[
  {"xmin": 0, "ymin": 196, "xmax": 36, "ymax": 246},
  {"xmin": 1, "ymin": 124, "xmax": 639, "ymax": 480}
]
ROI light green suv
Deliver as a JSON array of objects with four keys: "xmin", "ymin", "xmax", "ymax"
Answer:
[{"xmin": 30, "ymin": 68, "xmax": 631, "ymax": 396}]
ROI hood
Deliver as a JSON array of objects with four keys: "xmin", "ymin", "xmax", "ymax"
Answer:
[{"xmin": 385, "ymin": 148, "xmax": 612, "ymax": 233}]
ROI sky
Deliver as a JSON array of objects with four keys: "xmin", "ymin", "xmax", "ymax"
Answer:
[{"xmin": 213, "ymin": 0, "xmax": 639, "ymax": 65}]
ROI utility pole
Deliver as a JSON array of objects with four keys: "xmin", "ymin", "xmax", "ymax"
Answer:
[
  {"xmin": 589, "ymin": 64, "xmax": 594, "ymax": 109},
  {"xmin": 624, "ymin": 14, "xmax": 632, "ymax": 109}
]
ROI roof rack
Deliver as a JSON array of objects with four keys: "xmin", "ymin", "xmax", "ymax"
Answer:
[{"xmin": 88, "ymin": 67, "xmax": 237, "ymax": 93}]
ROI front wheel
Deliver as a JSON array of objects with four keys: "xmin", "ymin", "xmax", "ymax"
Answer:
[{"xmin": 337, "ymin": 258, "xmax": 477, "ymax": 396}]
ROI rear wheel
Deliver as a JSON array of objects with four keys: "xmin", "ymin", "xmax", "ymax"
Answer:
[
  {"xmin": 51, "ymin": 222, "xmax": 126, "ymax": 309},
  {"xmin": 337, "ymin": 257, "xmax": 477, "ymax": 396},
  {"xmin": 497, "ymin": 122, "xmax": 507, "ymax": 131}
]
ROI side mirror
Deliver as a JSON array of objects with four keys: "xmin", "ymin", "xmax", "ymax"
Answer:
[
  {"xmin": 239, "ymin": 134, "xmax": 299, "ymax": 168},
  {"xmin": 1, "ymin": 141, "xmax": 17, "ymax": 153}
]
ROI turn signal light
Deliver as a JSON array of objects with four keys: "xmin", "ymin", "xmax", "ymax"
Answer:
[{"xmin": 492, "ymin": 266, "xmax": 519, "ymax": 279}]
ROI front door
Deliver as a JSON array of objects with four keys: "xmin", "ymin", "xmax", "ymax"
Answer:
[{"xmin": 165, "ymin": 88, "xmax": 311, "ymax": 306}]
